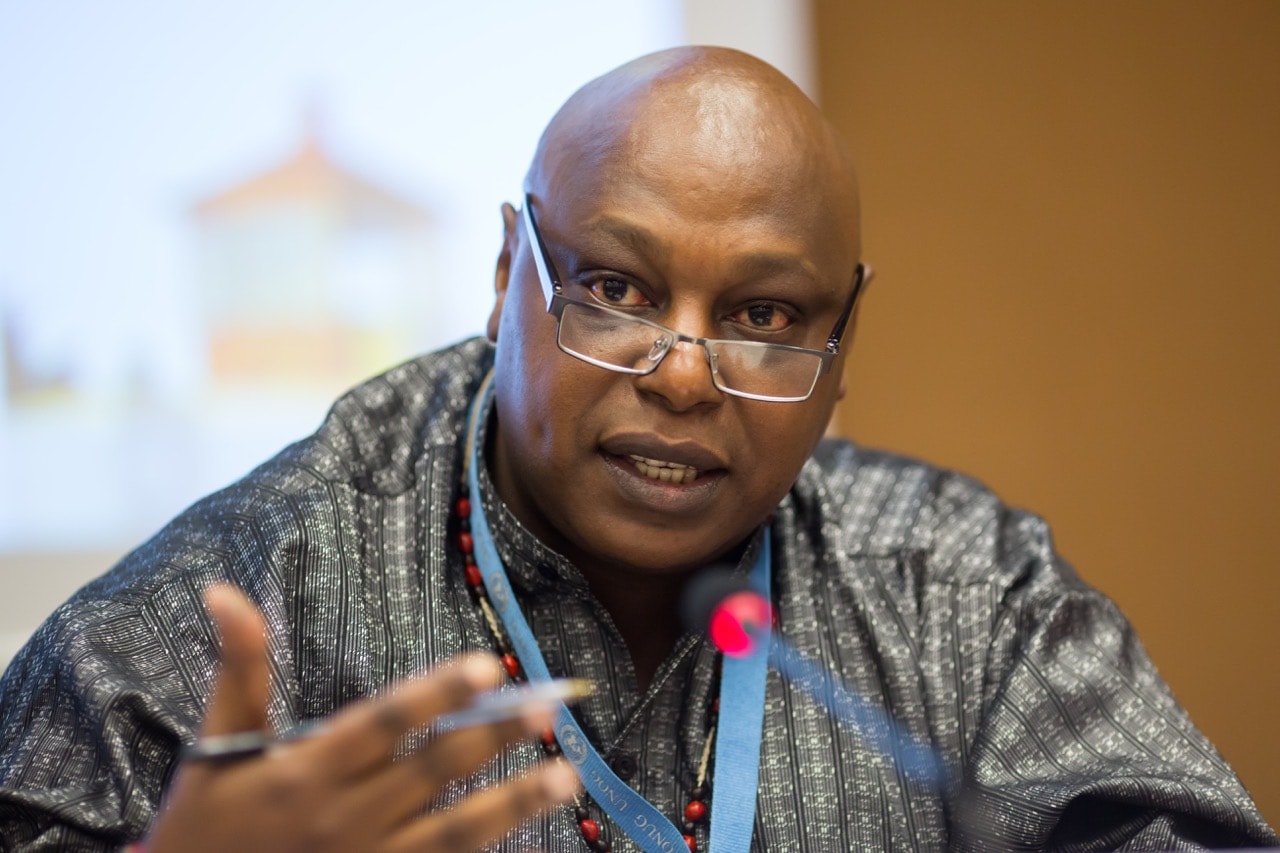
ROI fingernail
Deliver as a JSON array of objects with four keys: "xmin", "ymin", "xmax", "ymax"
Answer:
[
  {"xmin": 542, "ymin": 760, "xmax": 580, "ymax": 801},
  {"xmin": 203, "ymin": 583, "xmax": 234, "ymax": 613},
  {"xmin": 458, "ymin": 654, "xmax": 500, "ymax": 690},
  {"xmin": 203, "ymin": 584, "xmax": 245, "ymax": 636}
]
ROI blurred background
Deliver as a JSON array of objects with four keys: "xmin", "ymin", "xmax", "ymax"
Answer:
[{"xmin": 1, "ymin": 0, "xmax": 1275, "ymax": 827}]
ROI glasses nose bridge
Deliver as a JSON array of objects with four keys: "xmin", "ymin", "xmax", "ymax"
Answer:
[{"xmin": 648, "ymin": 329, "xmax": 719, "ymax": 384}]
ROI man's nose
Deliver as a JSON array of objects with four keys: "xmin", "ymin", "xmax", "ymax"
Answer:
[{"xmin": 632, "ymin": 339, "xmax": 724, "ymax": 412}]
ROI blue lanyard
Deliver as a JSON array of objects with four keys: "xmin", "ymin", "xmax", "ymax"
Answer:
[{"xmin": 464, "ymin": 377, "xmax": 768, "ymax": 853}]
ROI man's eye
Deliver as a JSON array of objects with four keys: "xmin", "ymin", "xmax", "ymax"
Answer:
[
  {"xmin": 737, "ymin": 303, "xmax": 792, "ymax": 331},
  {"xmin": 589, "ymin": 278, "xmax": 648, "ymax": 307}
]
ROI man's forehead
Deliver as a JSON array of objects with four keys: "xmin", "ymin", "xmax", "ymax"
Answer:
[{"xmin": 526, "ymin": 47, "xmax": 860, "ymax": 263}]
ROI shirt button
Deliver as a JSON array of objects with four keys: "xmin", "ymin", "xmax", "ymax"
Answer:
[{"xmin": 610, "ymin": 753, "xmax": 638, "ymax": 781}]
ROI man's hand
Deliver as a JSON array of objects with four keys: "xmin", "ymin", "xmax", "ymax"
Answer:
[{"xmin": 144, "ymin": 584, "xmax": 578, "ymax": 852}]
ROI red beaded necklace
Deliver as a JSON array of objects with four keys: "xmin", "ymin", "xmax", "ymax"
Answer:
[{"xmin": 453, "ymin": 492, "xmax": 717, "ymax": 853}]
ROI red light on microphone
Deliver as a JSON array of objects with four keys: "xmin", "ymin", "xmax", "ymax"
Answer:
[{"xmin": 707, "ymin": 591, "xmax": 772, "ymax": 658}]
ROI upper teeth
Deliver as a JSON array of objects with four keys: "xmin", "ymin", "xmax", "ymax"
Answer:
[{"xmin": 629, "ymin": 454, "xmax": 699, "ymax": 484}]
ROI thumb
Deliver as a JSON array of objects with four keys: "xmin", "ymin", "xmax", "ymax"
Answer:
[{"xmin": 199, "ymin": 583, "xmax": 271, "ymax": 737}]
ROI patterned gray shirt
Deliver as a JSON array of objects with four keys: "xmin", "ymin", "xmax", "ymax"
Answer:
[{"xmin": 0, "ymin": 338, "xmax": 1274, "ymax": 851}]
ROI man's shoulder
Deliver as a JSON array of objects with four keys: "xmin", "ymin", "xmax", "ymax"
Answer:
[
  {"xmin": 794, "ymin": 438, "xmax": 1082, "ymax": 594},
  {"xmin": 271, "ymin": 337, "xmax": 493, "ymax": 495}
]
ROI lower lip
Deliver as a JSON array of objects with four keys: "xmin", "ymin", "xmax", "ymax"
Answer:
[{"xmin": 600, "ymin": 453, "xmax": 726, "ymax": 514}]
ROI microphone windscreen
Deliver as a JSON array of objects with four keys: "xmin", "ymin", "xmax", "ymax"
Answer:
[
  {"xmin": 680, "ymin": 566, "xmax": 772, "ymax": 657},
  {"xmin": 679, "ymin": 566, "xmax": 749, "ymax": 635}
]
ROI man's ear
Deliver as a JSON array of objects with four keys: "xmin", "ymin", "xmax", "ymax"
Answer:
[{"xmin": 487, "ymin": 202, "xmax": 520, "ymax": 342}]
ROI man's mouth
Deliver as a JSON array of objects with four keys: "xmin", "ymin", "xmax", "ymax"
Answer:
[{"xmin": 628, "ymin": 453, "xmax": 699, "ymax": 484}]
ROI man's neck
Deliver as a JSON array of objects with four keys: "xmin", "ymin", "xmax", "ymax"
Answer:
[{"xmin": 574, "ymin": 558, "xmax": 690, "ymax": 693}]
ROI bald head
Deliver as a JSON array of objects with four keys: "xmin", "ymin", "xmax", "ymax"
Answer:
[{"xmin": 526, "ymin": 46, "xmax": 861, "ymax": 262}]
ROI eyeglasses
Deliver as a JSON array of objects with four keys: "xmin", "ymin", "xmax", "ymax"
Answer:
[{"xmin": 521, "ymin": 193, "xmax": 866, "ymax": 403}]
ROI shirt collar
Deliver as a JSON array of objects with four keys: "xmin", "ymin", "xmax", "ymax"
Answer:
[{"xmin": 474, "ymin": 398, "xmax": 590, "ymax": 596}]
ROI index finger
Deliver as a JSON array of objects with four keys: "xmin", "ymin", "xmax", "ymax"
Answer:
[{"xmin": 303, "ymin": 653, "xmax": 505, "ymax": 778}]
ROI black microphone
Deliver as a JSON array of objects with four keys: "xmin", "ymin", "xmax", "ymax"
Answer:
[{"xmin": 680, "ymin": 566, "xmax": 946, "ymax": 787}]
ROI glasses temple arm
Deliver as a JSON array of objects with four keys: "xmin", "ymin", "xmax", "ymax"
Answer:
[
  {"xmin": 522, "ymin": 192, "xmax": 562, "ymax": 307},
  {"xmin": 826, "ymin": 263, "xmax": 868, "ymax": 353}
]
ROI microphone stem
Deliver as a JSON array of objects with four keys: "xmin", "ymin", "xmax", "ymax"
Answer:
[{"xmin": 769, "ymin": 639, "xmax": 946, "ymax": 787}]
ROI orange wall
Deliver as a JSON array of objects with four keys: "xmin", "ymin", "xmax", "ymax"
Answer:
[{"xmin": 815, "ymin": 0, "xmax": 1280, "ymax": 826}]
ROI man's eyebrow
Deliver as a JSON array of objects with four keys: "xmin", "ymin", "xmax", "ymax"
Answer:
[
  {"xmin": 586, "ymin": 215, "xmax": 671, "ymax": 265},
  {"xmin": 728, "ymin": 251, "xmax": 823, "ymax": 290},
  {"xmin": 585, "ymin": 215, "xmax": 825, "ymax": 289}
]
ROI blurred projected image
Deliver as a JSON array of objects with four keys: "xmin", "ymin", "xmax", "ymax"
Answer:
[
  {"xmin": 0, "ymin": 1, "xmax": 682, "ymax": 557},
  {"xmin": 1, "ymin": 114, "xmax": 439, "ymax": 551},
  {"xmin": 194, "ymin": 119, "xmax": 432, "ymax": 392}
]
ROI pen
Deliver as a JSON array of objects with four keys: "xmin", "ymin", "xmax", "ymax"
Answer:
[
  {"xmin": 183, "ymin": 678, "xmax": 594, "ymax": 762},
  {"xmin": 434, "ymin": 678, "xmax": 594, "ymax": 731}
]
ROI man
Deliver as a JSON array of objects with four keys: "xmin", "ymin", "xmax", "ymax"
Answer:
[{"xmin": 0, "ymin": 46, "xmax": 1275, "ymax": 852}]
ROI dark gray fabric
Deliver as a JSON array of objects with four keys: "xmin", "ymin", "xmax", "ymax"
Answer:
[{"xmin": 0, "ymin": 338, "xmax": 1274, "ymax": 852}]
